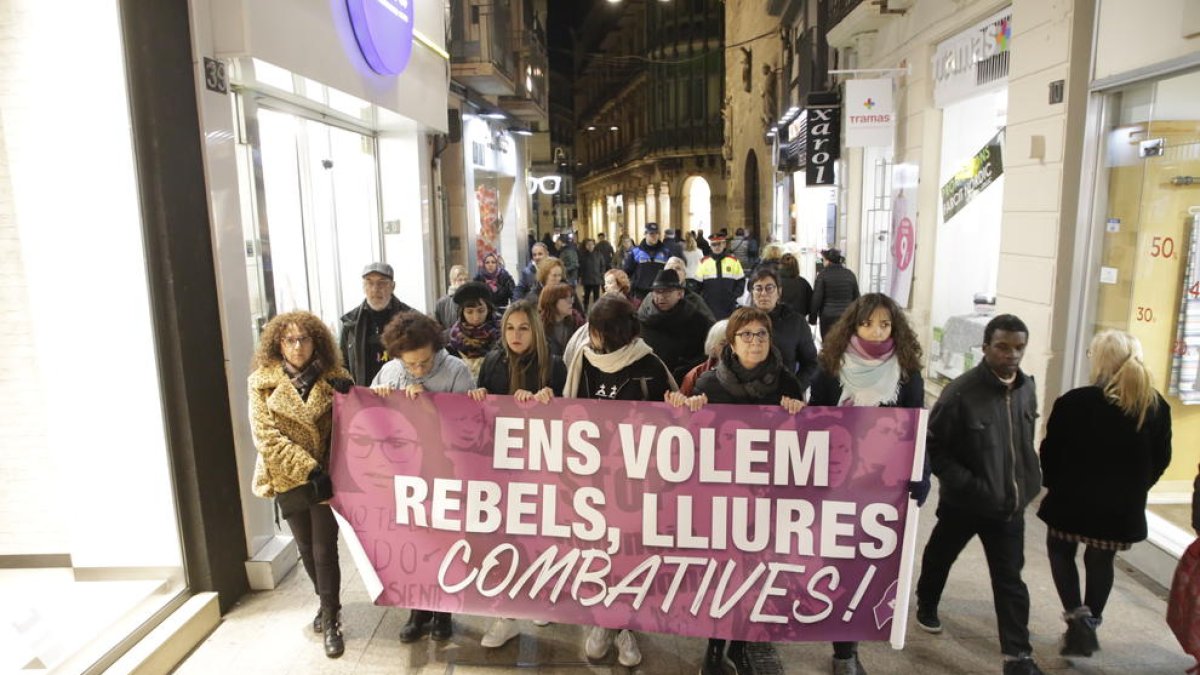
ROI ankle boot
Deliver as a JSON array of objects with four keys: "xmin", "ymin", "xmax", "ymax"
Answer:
[
  {"xmin": 321, "ymin": 608, "xmax": 344, "ymax": 659},
  {"xmin": 1060, "ymin": 606, "xmax": 1099, "ymax": 656},
  {"xmin": 700, "ymin": 638, "xmax": 734, "ymax": 674},
  {"xmin": 399, "ymin": 609, "xmax": 433, "ymax": 643},
  {"xmin": 431, "ymin": 611, "xmax": 453, "ymax": 641}
]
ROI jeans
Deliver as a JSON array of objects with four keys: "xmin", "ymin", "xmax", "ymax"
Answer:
[
  {"xmin": 916, "ymin": 506, "xmax": 1031, "ymax": 656},
  {"xmin": 1046, "ymin": 534, "xmax": 1116, "ymax": 621},
  {"xmin": 286, "ymin": 502, "xmax": 341, "ymax": 613}
]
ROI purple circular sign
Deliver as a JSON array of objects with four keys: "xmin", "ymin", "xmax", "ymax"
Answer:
[{"xmin": 346, "ymin": 0, "xmax": 416, "ymax": 75}]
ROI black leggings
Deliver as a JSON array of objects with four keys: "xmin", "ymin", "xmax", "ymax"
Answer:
[
  {"xmin": 833, "ymin": 641, "xmax": 857, "ymax": 659},
  {"xmin": 1046, "ymin": 534, "xmax": 1117, "ymax": 621},
  {"xmin": 286, "ymin": 503, "xmax": 342, "ymax": 613},
  {"xmin": 583, "ymin": 284, "xmax": 601, "ymax": 307}
]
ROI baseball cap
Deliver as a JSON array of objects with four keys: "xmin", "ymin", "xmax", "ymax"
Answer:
[
  {"xmin": 362, "ymin": 262, "xmax": 394, "ymax": 279},
  {"xmin": 644, "ymin": 222, "xmax": 660, "ymax": 234}
]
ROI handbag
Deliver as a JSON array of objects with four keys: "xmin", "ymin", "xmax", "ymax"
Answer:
[{"xmin": 1168, "ymin": 537, "xmax": 1200, "ymax": 673}]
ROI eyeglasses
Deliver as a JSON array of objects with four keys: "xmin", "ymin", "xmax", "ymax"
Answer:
[
  {"xmin": 280, "ymin": 336, "xmax": 312, "ymax": 348},
  {"xmin": 348, "ymin": 433, "xmax": 419, "ymax": 462},
  {"xmin": 526, "ymin": 175, "xmax": 562, "ymax": 195},
  {"xmin": 735, "ymin": 330, "xmax": 770, "ymax": 343},
  {"xmin": 364, "ymin": 279, "xmax": 393, "ymax": 289},
  {"xmin": 751, "ymin": 285, "xmax": 778, "ymax": 295}
]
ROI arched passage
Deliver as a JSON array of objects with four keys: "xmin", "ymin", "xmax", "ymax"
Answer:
[
  {"xmin": 744, "ymin": 150, "xmax": 760, "ymax": 239},
  {"xmin": 680, "ymin": 175, "xmax": 711, "ymax": 234}
]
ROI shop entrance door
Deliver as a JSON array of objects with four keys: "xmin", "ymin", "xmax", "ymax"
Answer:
[{"xmin": 239, "ymin": 97, "xmax": 382, "ymax": 335}]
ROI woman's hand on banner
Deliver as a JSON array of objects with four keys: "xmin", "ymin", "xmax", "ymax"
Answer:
[
  {"xmin": 371, "ymin": 385, "xmax": 393, "ymax": 398},
  {"xmin": 404, "ymin": 383, "xmax": 425, "ymax": 399},
  {"xmin": 468, "ymin": 388, "xmax": 488, "ymax": 402},
  {"xmin": 780, "ymin": 396, "xmax": 806, "ymax": 415},
  {"xmin": 665, "ymin": 391, "xmax": 706, "ymax": 412}
]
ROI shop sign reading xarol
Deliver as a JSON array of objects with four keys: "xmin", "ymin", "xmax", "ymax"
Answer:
[
  {"xmin": 346, "ymin": 0, "xmax": 416, "ymax": 75},
  {"xmin": 806, "ymin": 92, "xmax": 840, "ymax": 187}
]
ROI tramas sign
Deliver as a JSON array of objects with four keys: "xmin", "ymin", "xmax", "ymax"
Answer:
[
  {"xmin": 346, "ymin": 0, "xmax": 415, "ymax": 75},
  {"xmin": 328, "ymin": 389, "xmax": 928, "ymax": 645}
]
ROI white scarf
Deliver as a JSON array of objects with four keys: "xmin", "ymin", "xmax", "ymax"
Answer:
[
  {"xmin": 564, "ymin": 337, "xmax": 661, "ymax": 399},
  {"xmin": 838, "ymin": 350, "xmax": 902, "ymax": 407}
]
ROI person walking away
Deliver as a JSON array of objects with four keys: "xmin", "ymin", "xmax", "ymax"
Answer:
[
  {"xmin": 445, "ymin": 282, "xmax": 500, "ymax": 382},
  {"xmin": 613, "ymin": 234, "xmax": 635, "ymax": 269},
  {"xmin": 340, "ymin": 262, "xmax": 413, "ymax": 385},
  {"xmin": 249, "ymin": 311, "xmax": 354, "ymax": 659},
  {"xmin": 474, "ymin": 252, "xmax": 515, "ymax": 310},
  {"xmin": 579, "ymin": 238, "xmax": 606, "ymax": 308},
  {"xmin": 666, "ymin": 307, "xmax": 806, "ymax": 674},
  {"xmin": 809, "ymin": 248, "xmax": 860, "ymax": 340},
  {"xmin": 637, "ymin": 269, "xmax": 715, "ymax": 382},
  {"xmin": 515, "ymin": 243, "xmax": 549, "ymax": 301},
  {"xmin": 694, "ymin": 228, "xmax": 713, "ymax": 257},
  {"xmin": 435, "ymin": 264, "xmax": 468, "ymax": 329},
  {"xmin": 746, "ymin": 268, "xmax": 818, "ymax": 394},
  {"xmin": 594, "ymin": 232, "xmax": 615, "ymax": 271},
  {"xmin": 565, "ymin": 295, "xmax": 677, "ymax": 668},
  {"xmin": 696, "ymin": 233, "xmax": 746, "ymax": 320},
  {"xmin": 555, "ymin": 233, "xmax": 580, "ymax": 286},
  {"xmin": 539, "ymin": 284, "xmax": 585, "ymax": 356},
  {"xmin": 369, "ymin": 312, "xmax": 473, "ymax": 642},
  {"xmin": 682, "ymin": 233, "xmax": 704, "ymax": 289},
  {"xmin": 622, "ymin": 222, "xmax": 671, "ymax": 300},
  {"xmin": 779, "ymin": 253, "xmax": 814, "ymax": 319},
  {"xmin": 914, "ymin": 314, "xmax": 1045, "ymax": 675},
  {"xmin": 1037, "ymin": 330, "xmax": 1171, "ymax": 657},
  {"xmin": 662, "ymin": 228, "xmax": 684, "ymax": 259},
  {"xmin": 808, "ymin": 293, "xmax": 928, "ymax": 674}
]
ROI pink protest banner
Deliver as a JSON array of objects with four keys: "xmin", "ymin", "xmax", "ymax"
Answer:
[{"xmin": 328, "ymin": 388, "xmax": 927, "ymax": 646}]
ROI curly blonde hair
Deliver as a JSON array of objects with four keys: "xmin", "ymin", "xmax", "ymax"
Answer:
[
  {"xmin": 536, "ymin": 257, "xmax": 565, "ymax": 287},
  {"xmin": 253, "ymin": 311, "xmax": 341, "ymax": 373}
]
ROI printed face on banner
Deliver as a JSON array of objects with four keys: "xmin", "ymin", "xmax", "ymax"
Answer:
[{"xmin": 328, "ymin": 390, "xmax": 927, "ymax": 644}]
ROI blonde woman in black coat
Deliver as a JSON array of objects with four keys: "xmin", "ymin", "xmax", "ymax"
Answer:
[{"xmin": 1037, "ymin": 330, "xmax": 1171, "ymax": 657}]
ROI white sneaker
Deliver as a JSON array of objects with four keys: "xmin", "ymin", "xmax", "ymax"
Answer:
[
  {"xmin": 532, "ymin": 619, "xmax": 550, "ymax": 626},
  {"xmin": 481, "ymin": 618, "xmax": 520, "ymax": 648},
  {"xmin": 615, "ymin": 629, "xmax": 642, "ymax": 667},
  {"xmin": 585, "ymin": 626, "xmax": 615, "ymax": 660}
]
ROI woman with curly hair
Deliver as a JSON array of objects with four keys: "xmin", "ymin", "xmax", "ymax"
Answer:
[
  {"xmin": 369, "ymin": 311, "xmax": 473, "ymax": 642},
  {"xmin": 808, "ymin": 292, "xmax": 927, "ymax": 675},
  {"xmin": 602, "ymin": 268, "xmax": 640, "ymax": 309},
  {"xmin": 445, "ymin": 281, "xmax": 500, "ymax": 381},
  {"xmin": 248, "ymin": 311, "xmax": 353, "ymax": 659},
  {"xmin": 539, "ymin": 283, "xmax": 585, "ymax": 356},
  {"xmin": 474, "ymin": 251, "xmax": 515, "ymax": 309},
  {"xmin": 525, "ymin": 256, "xmax": 566, "ymax": 301}
]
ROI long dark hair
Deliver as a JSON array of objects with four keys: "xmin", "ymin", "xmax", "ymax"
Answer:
[
  {"xmin": 818, "ymin": 293, "xmax": 922, "ymax": 378},
  {"xmin": 501, "ymin": 301, "xmax": 552, "ymax": 394}
]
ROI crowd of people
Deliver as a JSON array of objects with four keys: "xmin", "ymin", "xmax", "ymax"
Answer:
[{"xmin": 247, "ymin": 229, "xmax": 1173, "ymax": 674}]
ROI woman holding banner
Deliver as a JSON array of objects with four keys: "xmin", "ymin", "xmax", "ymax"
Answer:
[
  {"xmin": 808, "ymin": 292, "xmax": 927, "ymax": 675},
  {"xmin": 370, "ymin": 311, "xmax": 473, "ymax": 642},
  {"xmin": 248, "ymin": 311, "xmax": 353, "ymax": 659},
  {"xmin": 468, "ymin": 299, "xmax": 567, "ymax": 647},
  {"xmin": 667, "ymin": 306, "xmax": 806, "ymax": 674},
  {"xmin": 565, "ymin": 295, "xmax": 677, "ymax": 667}
]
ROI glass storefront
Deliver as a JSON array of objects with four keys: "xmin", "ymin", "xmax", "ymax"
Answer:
[
  {"xmin": 1084, "ymin": 68, "xmax": 1200, "ymax": 540},
  {"xmin": 0, "ymin": 1, "xmax": 186, "ymax": 671}
]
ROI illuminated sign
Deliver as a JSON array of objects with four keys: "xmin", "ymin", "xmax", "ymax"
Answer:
[
  {"xmin": 527, "ymin": 175, "xmax": 562, "ymax": 195},
  {"xmin": 346, "ymin": 0, "xmax": 415, "ymax": 75}
]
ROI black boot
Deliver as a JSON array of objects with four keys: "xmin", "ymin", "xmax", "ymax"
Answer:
[
  {"xmin": 700, "ymin": 638, "xmax": 734, "ymax": 674},
  {"xmin": 1060, "ymin": 607, "xmax": 1099, "ymax": 656},
  {"xmin": 312, "ymin": 609, "xmax": 324, "ymax": 634},
  {"xmin": 431, "ymin": 611, "xmax": 453, "ymax": 641},
  {"xmin": 321, "ymin": 608, "xmax": 344, "ymax": 659},
  {"xmin": 727, "ymin": 640, "xmax": 752, "ymax": 675},
  {"xmin": 399, "ymin": 610, "xmax": 433, "ymax": 643}
]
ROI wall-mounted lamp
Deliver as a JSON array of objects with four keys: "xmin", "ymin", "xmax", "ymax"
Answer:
[
  {"xmin": 587, "ymin": 125, "xmax": 597, "ymax": 131},
  {"xmin": 482, "ymin": 111, "xmax": 508, "ymax": 120},
  {"xmin": 512, "ymin": 127, "xmax": 533, "ymax": 137},
  {"xmin": 609, "ymin": 125, "xmax": 619, "ymax": 131}
]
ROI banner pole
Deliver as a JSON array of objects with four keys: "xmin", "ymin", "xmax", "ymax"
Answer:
[{"xmin": 890, "ymin": 408, "xmax": 929, "ymax": 649}]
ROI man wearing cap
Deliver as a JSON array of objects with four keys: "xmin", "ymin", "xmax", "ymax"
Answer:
[
  {"xmin": 339, "ymin": 262, "xmax": 414, "ymax": 385},
  {"xmin": 637, "ymin": 269, "xmax": 715, "ymax": 382},
  {"xmin": 515, "ymin": 243, "xmax": 549, "ymax": 301},
  {"xmin": 623, "ymin": 222, "xmax": 671, "ymax": 300},
  {"xmin": 662, "ymin": 228, "xmax": 684, "ymax": 259},
  {"xmin": 695, "ymin": 233, "xmax": 746, "ymax": 320}
]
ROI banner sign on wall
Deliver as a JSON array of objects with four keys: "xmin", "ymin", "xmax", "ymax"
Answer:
[
  {"xmin": 329, "ymin": 389, "xmax": 928, "ymax": 645},
  {"xmin": 940, "ymin": 130, "xmax": 1004, "ymax": 223},
  {"xmin": 806, "ymin": 92, "xmax": 841, "ymax": 187},
  {"xmin": 932, "ymin": 8, "xmax": 1012, "ymax": 109},
  {"xmin": 346, "ymin": 0, "xmax": 416, "ymax": 76},
  {"xmin": 889, "ymin": 164, "xmax": 919, "ymax": 306},
  {"xmin": 845, "ymin": 79, "xmax": 896, "ymax": 148}
]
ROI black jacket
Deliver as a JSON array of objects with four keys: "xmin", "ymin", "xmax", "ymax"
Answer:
[
  {"xmin": 766, "ymin": 303, "xmax": 819, "ymax": 392},
  {"xmin": 515, "ymin": 261, "xmax": 538, "ymax": 301},
  {"xmin": 576, "ymin": 353, "xmax": 674, "ymax": 401},
  {"xmin": 1036, "ymin": 386, "xmax": 1171, "ymax": 543},
  {"xmin": 476, "ymin": 348, "xmax": 568, "ymax": 396},
  {"xmin": 694, "ymin": 350, "xmax": 803, "ymax": 406},
  {"xmin": 780, "ymin": 273, "xmax": 814, "ymax": 319},
  {"xmin": 579, "ymin": 248, "xmax": 607, "ymax": 286},
  {"xmin": 339, "ymin": 296, "xmax": 412, "ymax": 385},
  {"xmin": 809, "ymin": 264, "xmax": 860, "ymax": 324},
  {"xmin": 639, "ymin": 292, "xmax": 716, "ymax": 382},
  {"xmin": 928, "ymin": 363, "xmax": 1041, "ymax": 520},
  {"xmin": 474, "ymin": 269, "xmax": 515, "ymax": 308},
  {"xmin": 808, "ymin": 367, "xmax": 925, "ymax": 409},
  {"xmin": 594, "ymin": 240, "xmax": 615, "ymax": 270}
]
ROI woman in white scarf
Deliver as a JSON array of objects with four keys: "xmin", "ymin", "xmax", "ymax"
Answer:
[
  {"xmin": 565, "ymin": 295, "xmax": 676, "ymax": 667},
  {"xmin": 808, "ymin": 292, "xmax": 927, "ymax": 675}
]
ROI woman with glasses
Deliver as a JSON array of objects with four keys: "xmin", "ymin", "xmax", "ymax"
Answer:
[
  {"xmin": 746, "ymin": 268, "xmax": 819, "ymax": 394},
  {"xmin": 248, "ymin": 311, "xmax": 354, "ymax": 659},
  {"xmin": 370, "ymin": 311, "xmax": 473, "ymax": 642},
  {"xmin": 539, "ymin": 283, "xmax": 586, "ymax": 356},
  {"xmin": 446, "ymin": 281, "xmax": 500, "ymax": 382},
  {"xmin": 666, "ymin": 306, "xmax": 805, "ymax": 674},
  {"xmin": 1036, "ymin": 330, "xmax": 1170, "ymax": 657},
  {"xmin": 474, "ymin": 252, "xmax": 515, "ymax": 310},
  {"xmin": 565, "ymin": 296, "xmax": 676, "ymax": 668},
  {"xmin": 808, "ymin": 293, "xmax": 926, "ymax": 675},
  {"xmin": 468, "ymin": 299, "xmax": 567, "ymax": 648}
]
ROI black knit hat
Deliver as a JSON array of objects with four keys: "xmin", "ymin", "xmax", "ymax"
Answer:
[{"xmin": 452, "ymin": 281, "xmax": 492, "ymax": 306}]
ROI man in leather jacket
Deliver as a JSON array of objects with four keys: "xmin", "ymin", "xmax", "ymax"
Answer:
[
  {"xmin": 339, "ymin": 262, "xmax": 413, "ymax": 385},
  {"xmin": 914, "ymin": 314, "xmax": 1046, "ymax": 675}
]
